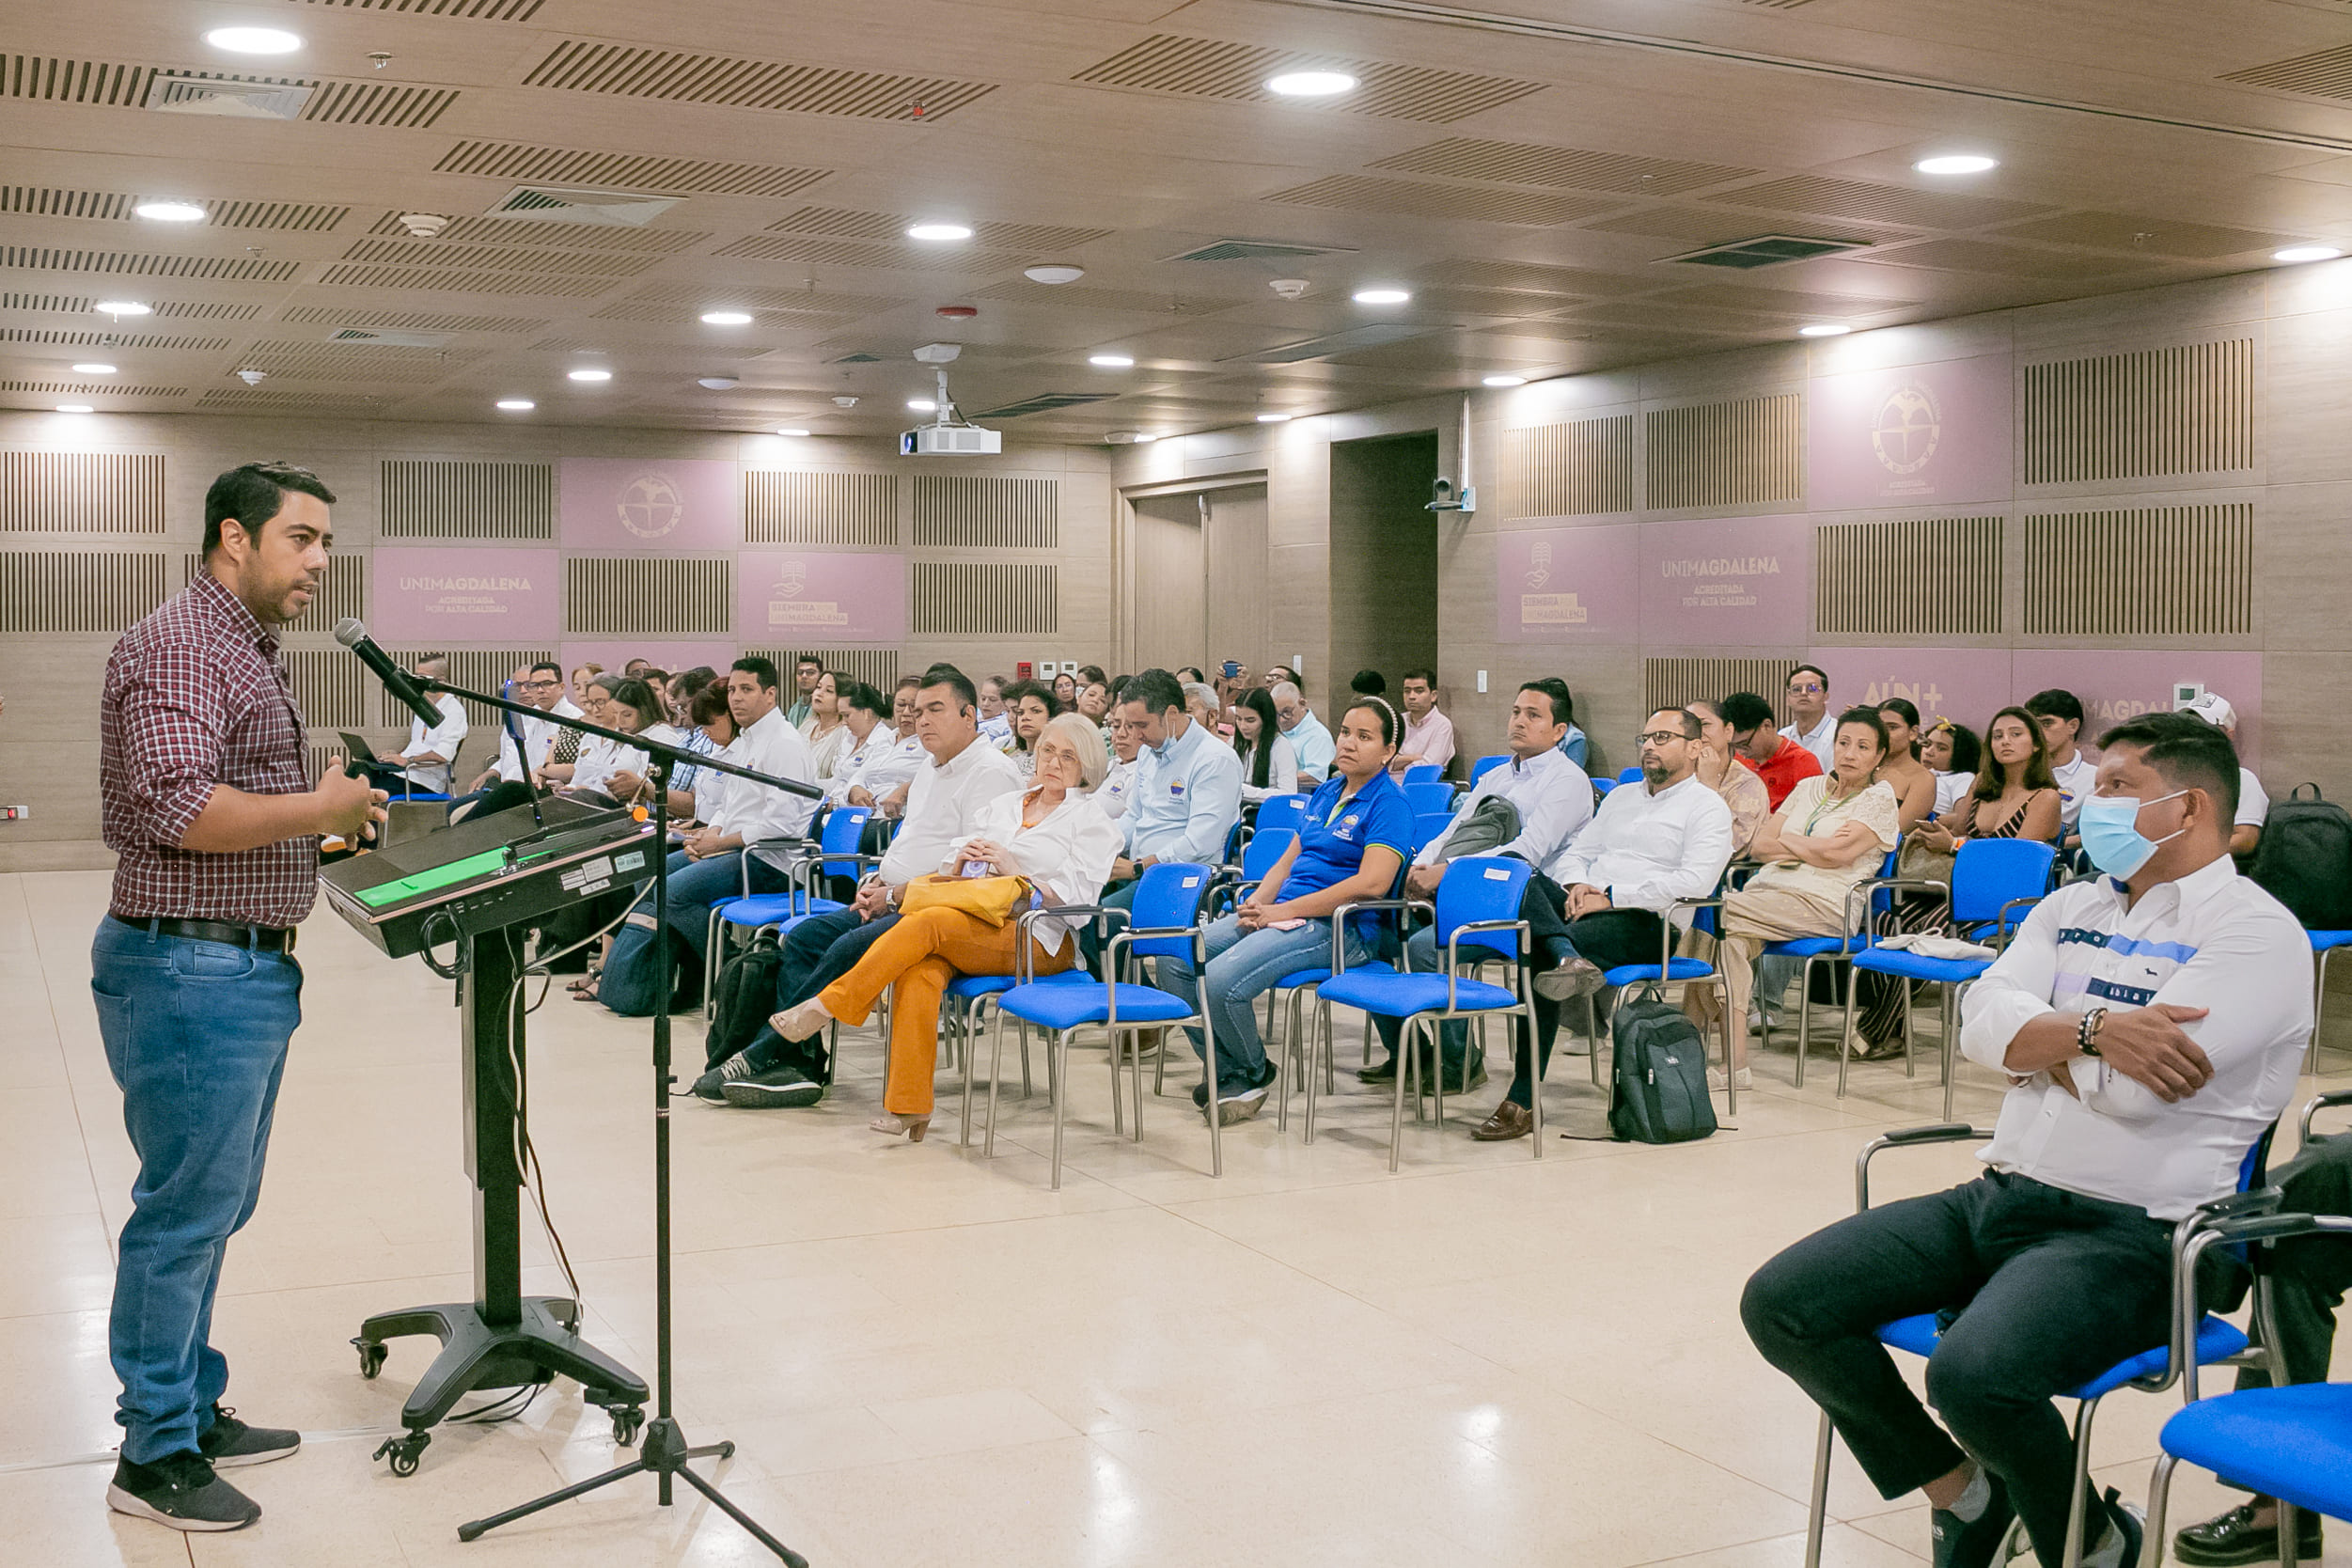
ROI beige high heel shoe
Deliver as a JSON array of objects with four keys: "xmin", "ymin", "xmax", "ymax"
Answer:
[{"xmin": 870, "ymin": 1111, "xmax": 930, "ymax": 1142}]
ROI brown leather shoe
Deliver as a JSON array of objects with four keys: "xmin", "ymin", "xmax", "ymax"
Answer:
[{"xmin": 1471, "ymin": 1101, "xmax": 1532, "ymax": 1141}]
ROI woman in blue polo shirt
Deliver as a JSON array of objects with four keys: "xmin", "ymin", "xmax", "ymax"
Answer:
[{"xmin": 1163, "ymin": 697, "xmax": 1415, "ymax": 1123}]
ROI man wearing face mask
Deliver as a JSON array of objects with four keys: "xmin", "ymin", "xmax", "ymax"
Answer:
[{"xmin": 1742, "ymin": 712, "xmax": 2310, "ymax": 1568}]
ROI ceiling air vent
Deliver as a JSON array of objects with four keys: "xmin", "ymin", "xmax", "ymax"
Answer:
[
  {"xmin": 328, "ymin": 328, "xmax": 453, "ymax": 347},
  {"xmin": 828, "ymin": 352, "xmax": 885, "ymax": 365},
  {"xmin": 490, "ymin": 185, "xmax": 682, "ymax": 227},
  {"xmin": 1665, "ymin": 234, "xmax": 1870, "ymax": 271},
  {"xmin": 143, "ymin": 71, "xmax": 314, "ymax": 119},
  {"xmin": 1231, "ymin": 324, "xmax": 1429, "ymax": 363},
  {"xmin": 1162, "ymin": 238, "xmax": 1354, "ymax": 263},
  {"xmin": 973, "ymin": 392, "xmax": 1117, "ymax": 418}
]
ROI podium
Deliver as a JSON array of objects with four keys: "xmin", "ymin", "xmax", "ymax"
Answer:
[{"xmin": 320, "ymin": 798, "xmax": 658, "ymax": 1472}]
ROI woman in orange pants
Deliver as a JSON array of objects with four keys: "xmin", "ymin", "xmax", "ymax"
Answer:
[{"xmin": 771, "ymin": 713, "xmax": 1123, "ymax": 1141}]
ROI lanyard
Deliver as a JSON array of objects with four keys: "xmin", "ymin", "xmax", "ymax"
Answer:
[{"xmin": 1803, "ymin": 781, "xmax": 1858, "ymax": 836}]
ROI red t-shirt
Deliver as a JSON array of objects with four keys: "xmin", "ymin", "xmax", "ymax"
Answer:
[{"xmin": 1741, "ymin": 740, "xmax": 1823, "ymax": 811}]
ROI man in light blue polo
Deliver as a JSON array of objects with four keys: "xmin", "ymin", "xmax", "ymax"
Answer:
[
  {"xmin": 1272, "ymin": 678, "xmax": 1334, "ymax": 790},
  {"xmin": 1088, "ymin": 667, "xmax": 1243, "ymax": 965}
]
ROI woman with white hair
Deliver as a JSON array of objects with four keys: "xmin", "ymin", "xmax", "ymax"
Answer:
[{"xmin": 770, "ymin": 713, "xmax": 1123, "ymax": 1141}]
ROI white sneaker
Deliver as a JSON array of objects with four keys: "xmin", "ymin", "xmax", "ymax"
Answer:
[{"xmin": 1708, "ymin": 1065, "xmax": 1753, "ymax": 1091}]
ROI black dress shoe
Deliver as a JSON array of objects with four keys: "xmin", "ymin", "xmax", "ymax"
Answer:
[
  {"xmin": 2174, "ymin": 1499, "xmax": 2325, "ymax": 1566},
  {"xmin": 1356, "ymin": 1055, "xmax": 1399, "ymax": 1085}
]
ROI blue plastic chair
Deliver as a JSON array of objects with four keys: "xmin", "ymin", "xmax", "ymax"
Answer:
[
  {"xmin": 985, "ymin": 861, "xmax": 1217, "ymax": 1188},
  {"xmin": 1584, "ymin": 881, "xmax": 1737, "ymax": 1110},
  {"xmin": 704, "ymin": 805, "xmax": 870, "ymax": 1016},
  {"xmin": 1403, "ymin": 780, "xmax": 1456, "ymax": 817},
  {"xmin": 1805, "ymin": 1123, "xmax": 2283, "ymax": 1568},
  {"xmin": 2157, "ymin": 1382, "xmax": 2352, "ymax": 1558},
  {"xmin": 943, "ymin": 968, "xmax": 1093, "ymax": 1144},
  {"xmin": 1253, "ymin": 794, "xmax": 1309, "ymax": 839},
  {"xmin": 1617, "ymin": 765, "xmax": 1643, "ymax": 784},
  {"xmin": 1762, "ymin": 849, "xmax": 1899, "ymax": 1087},
  {"xmin": 1410, "ymin": 811, "xmax": 1452, "ymax": 855},
  {"xmin": 1591, "ymin": 776, "xmax": 1617, "ymax": 799},
  {"xmin": 1401, "ymin": 763, "xmax": 1444, "ymax": 787},
  {"xmin": 1215, "ymin": 828, "xmax": 1297, "ymax": 911},
  {"xmin": 2307, "ymin": 929, "xmax": 2352, "ymax": 1074},
  {"xmin": 1469, "ymin": 754, "xmax": 1506, "ymax": 786},
  {"xmin": 1315, "ymin": 856, "xmax": 1534, "ymax": 1169},
  {"xmin": 1841, "ymin": 838, "xmax": 2057, "ymax": 1117},
  {"xmin": 388, "ymin": 735, "xmax": 463, "ymax": 803}
]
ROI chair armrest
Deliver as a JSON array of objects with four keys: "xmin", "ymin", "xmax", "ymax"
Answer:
[
  {"xmin": 2300, "ymin": 1088, "xmax": 2352, "ymax": 1145},
  {"xmin": 1332, "ymin": 897, "xmax": 1433, "ymax": 973},
  {"xmin": 1446, "ymin": 919, "xmax": 1529, "ymax": 1010},
  {"xmin": 1023, "ymin": 904, "xmax": 1128, "ymax": 981},
  {"xmin": 2177, "ymin": 1210, "xmax": 2352, "ymax": 1399},
  {"xmin": 1855, "ymin": 1123, "xmax": 1995, "ymax": 1211},
  {"xmin": 1990, "ymin": 895, "xmax": 2043, "ymax": 950}
]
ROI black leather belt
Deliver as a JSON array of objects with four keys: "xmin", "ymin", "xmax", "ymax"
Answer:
[{"xmin": 112, "ymin": 915, "xmax": 296, "ymax": 953}]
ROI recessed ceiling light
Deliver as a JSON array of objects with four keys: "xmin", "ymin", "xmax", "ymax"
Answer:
[
  {"xmin": 1266, "ymin": 71, "xmax": 1357, "ymax": 97},
  {"xmin": 1131, "ymin": 432, "xmax": 1158, "ymax": 444},
  {"xmin": 1353, "ymin": 288, "xmax": 1410, "ymax": 305},
  {"xmin": 94, "ymin": 300, "xmax": 151, "ymax": 317},
  {"xmin": 907, "ymin": 398, "xmax": 937, "ymax": 413},
  {"xmin": 1482, "ymin": 373, "xmax": 1526, "ymax": 387},
  {"xmin": 72, "ymin": 363, "xmax": 119, "ymax": 375},
  {"xmin": 1799, "ymin": 323, "xmax": 1853, "ymax": 337},
  {"xmin": 699, "ymin": 309, "xmax": 753, "ymax": 325},
  {"xmin": 1914, "ymin": 154, "xmax": 1998, "ymax": 175},
  {"xmin": 2274, "ymin": 244, "xmax": 2344, "ymax": 263},
  {"xmin": 55, "ymin": 404, "xmax": 94, "ymax": 414},
  {"xmin": 133, "ymin": 200, "xmax": 206, "ymax": 223},
  {"xmin": 1257, "ymin": 413, "xmax": 1294, "ymax": 423},
  {"xmin": 698, "ymin": 376, "xmax": 740, "ymax": 390},
  {"xmin": 495, "ymin": 399, "xmax": 535, "ymax": 411},
  {"xmin": 906, "ymin": 222, "xmax": 972, "ymax": 242},
  {"xmin": 567, "ymin": 368, "xmax": 611, "ymax": 383},
  {"xmin": 1088, "ymin": 353, "xmax": 1135, "ymax": 368},
  {"xmin": 1025, "ymin": 263, "xmax": 1084, "ymax": 285},
  {"xmin": 204, "ymin": 25, "xmax": 302, "ymax": 54},
  {"xmin": 776, "ymin": 427, "xmax": 810, "ymax": 437}
]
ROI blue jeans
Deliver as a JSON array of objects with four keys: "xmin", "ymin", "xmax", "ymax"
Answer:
[
  {"xmin": 90, "ymin": 917, "xmax": 303, "ymax": 1464},
  {"xmin": 656, "ymin": 847, "xmax": 788, "ymax": 956},
  {"xmin": 1161, "ymin": 913, "xmax": 1368, "ymax": 1090}
]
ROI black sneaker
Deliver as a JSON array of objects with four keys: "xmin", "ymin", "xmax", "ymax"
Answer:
[
  {"xmin": 2175, "ymin": 1499, "xmax": 2326, "ymax": 1566},
  {"xmin": 106, "ymin": 1451, "xmax": 259, "ymax": 1532},
  {"xmin": 1437, "ymin": 1055, "xmax": 1487, "ymax": 1096},
  {"xmin": 1929, "ymin": 1469, "xmax": 2015, "ymax": 1568},
  {"xmin": 691, "ymin": 1054, "xmax": 755, "ymax": 1104},
  {"xmin": 196, "ymin": 1405, "xmax": 299, "ymax": 1467},
  {"xmin": 721, "ymin": 1064, "xmax": 825, "ymax": 1108}
]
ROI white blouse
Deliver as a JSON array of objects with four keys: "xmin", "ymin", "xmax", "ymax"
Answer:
[
  {"xmin": 802, "ymin": 718, "xmax": 853, "ymax": 780},
  {"xmin": 945, "ymin": 786, "xmax": 1123, "ymax": 954},
  {"xmin": 567, "ymin": 732, "xmax": 648, "ymax": 799},
  {"xmin": 1237, "ymin": 731, "xmax": 1298, "ymax": 803},
  {"xmin": 1933, "ymin": 770, "xmax": 1977, "ymax": 817}
]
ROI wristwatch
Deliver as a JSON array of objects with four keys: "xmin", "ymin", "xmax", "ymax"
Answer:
[{"xmin": 2078, "ymin": 1006, "xmax": 2107, "ymax": 1058}]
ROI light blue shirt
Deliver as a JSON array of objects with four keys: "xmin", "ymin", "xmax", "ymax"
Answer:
[
  {"xmin": 1124, "ymin": 716, "xmax": 1244, "ymax": 864},
  {"xmin": 1282, "ymin": 711, "xmax": 1336, "ymax": 783}
]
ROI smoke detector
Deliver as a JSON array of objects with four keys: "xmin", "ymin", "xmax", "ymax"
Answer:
[
  {"xmin": 833, "ymin": 395, "xmax": 859, "ymax": 408},
  {"xmin": 236, "ymin": 368, "xmax": 267, "ymax": 385},
  {"xmin": 697, "ymin": 376, "xmax": 740, "ymax": 390},
  {"xmin": 912, "ymin": 342, "xmax": 963, "ymax": 365},
  {"xmin": 398, "ymin": 213, "xmax": 450, "ymax": 239},
  {"xmin": 1269, "ymin": 278, "xmax": 1310, "ymax": 300}
]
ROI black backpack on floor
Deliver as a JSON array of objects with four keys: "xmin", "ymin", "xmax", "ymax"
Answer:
[
  {"xmin": 1607, "ymin": 988, "xmax": 1718, "ymax": 1144},
  {"xmin": 2249, "ymin": 783, "xmax": 2352, "ymax": 931},
  {"xmin": 705, "ymin": 931, "xmax": 788, "ymax": 1070}
]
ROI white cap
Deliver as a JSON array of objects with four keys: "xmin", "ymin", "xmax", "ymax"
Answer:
[{"xmin": 2182, "ymin": 691, "xmax": 2236, "ymax": 731}]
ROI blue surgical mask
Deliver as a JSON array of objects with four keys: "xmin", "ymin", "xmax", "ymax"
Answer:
[{"xmin": 2078, "ymin": 790, "xmax": 2188, "ymax": 879}]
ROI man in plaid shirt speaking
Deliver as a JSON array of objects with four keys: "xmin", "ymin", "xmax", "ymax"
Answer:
[{"xmin": 92, "ymin": 462, "xmax": 386, "ymax": 1533}]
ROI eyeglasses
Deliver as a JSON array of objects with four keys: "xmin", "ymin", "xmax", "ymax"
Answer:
[
  {"xmin": 1634, "ymin": 730, "xmax": 1686, "ymax": 746},
  {"xmin": 1787, "ymin": 682, "xmax": 1824, "ymax": 695},
  {"xmin": 517, "ymin": 679, "xmax": 557, "ymax": 689}
]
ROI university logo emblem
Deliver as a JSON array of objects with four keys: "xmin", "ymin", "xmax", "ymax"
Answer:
[
  {"xmin": 1871, "ymin": 384, "xmax": 1942, "ymax": 477},
  {"xmin": 776, "ymin": 560, "xmax": 807, "ymax": 598},
  {"xmin": 617, "ymin": 471, "xmax": 685, "ymax": 540},
  {"xmin": 1526, "ymin": 539, "xmax": 1553, "ymax": 590}
]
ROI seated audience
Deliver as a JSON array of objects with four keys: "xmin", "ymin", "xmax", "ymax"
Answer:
[
  {"xmin": 1471, "ymin": 708, "xmax": 1734, "ymax": 1141},
  {"xmin": 533, "ymin": 672, "xmax": 619, "ymax": 791},
  {"xmin": 1271, "ymin": 680, "xmax": 1335, "ymax": 788},
  {"xmin": 1163, "ymin": 698, "xmax": 1412, "ymax": 1123},
  {"xmin": 798, "ymin": 669, "xmax": 855, "ymax": 780},
  {"xmin": 784, "ymin": 653, "xmax": 823, "ymax": 727},
  {"xmin": 364, "ymin": 651, "xmax": 468, "ymax": 795},
  {"xmin": 1231, "ymin": 686, "xmax": 1299, "ymax": 805},
  {"xmin": 1076, "ymin": 679, "xmax": 1111, "ymax": 721},
  {"xmin": 1873, "ymin": 698, "xmax": 1939, "ymax": 833},
  {"xmin": 1183, "ymin": 681, "xmax": 1224, "ymax": 736},
  {"xmin": 864, "ymin": 676, "xmax": 930, "ymax": 819},
  {"xmin": 1079, "ymin": 664, "xmax": 1109, "ymax": 689},
  {"xmin": 1908, "ymin": 706, "xmax": 2062, "ymax": 853},
  {"xmin": 1095, "ymin": 704, "xmax": 1142, "ymax": 820},
  {"xmin": 1743, "ymin": 712, "xmax": 2307, "ymax": 1568},
  {"xmin": 819, "ymin": 682, "xmax": 897, "ymax": 804},
  {"xmin": 1554, "ymin": 684, "xmax": 1590, "ymax": 769},
  {"xmin": 1722, "ymin": 690, "xmax": 1823, "ymax": 810},
  {"xmin": 999, "ymin": 679, "xmax": 1059, "ymax": 779},
  {"xmin": 568, "ymin": 662, "xmax": 603, "ymax": 711},
  {"xmin": 1388, "ymin": 666, "xmax": 1455, "ymax": 777},
  {"xmin": 1362, "ymin": 679, "xmax": 1592, "ymax": 1093},
  {"xmin": 699, "ymin": 666, "xmax": 1021, "ymax": 1108},
  {"xmin": 977, "ymin": 675, "xmax": 1013, "ymax": 746},
  {"xmin": 663, "ymin": 680, "xmax": 737, "ymax": 821},
  {"xmin": 452, "ymin": 660, "xmax": 574, "ymax": 817},
  {"xmin": 556, "ymin": 674, "xmax": 658, "ymax": 807},
  {"xmin": 771, "ymin": 713, "xmax": 1122, "ymax": 1141},
  {"xmin": 1686, "ymin": 698, "xmax": 1771, "ymax": 858},
  {"xmin": 1350, "ymin": 668, "xmax": 1387, "ymax": 700},
  {"xmin": 2181, "ymin": 692, "xmax": 2268, "ymax": 857},
  {"xmin": 1052, "ymin": 670, "xmax": 1079, "ymax": 708},
  {"xmin": 1922, "ymin": 718, "xmax": 1982, "ymax": 817},
  {"xmin": 666, "ymin": 666, "xmax": 717, "ymax": 729},
  {"xmin": 1780, "ymin": 665, "xmax": 1837, "ymax": 770},
  {"xmin": 2025, "ymin": 688, "xmax": 2097, "ymax": 838},
  {"xmin": 622, "ymin": 656, "xmax": 651, "ymax": 679},
  {"xmin": 1715, "ymin": 707, "xmax": 1901, "ymax": 1090},
  {"xmin": 1098, "ymin": 669, "xmax": 1243, "ymax": 930}
]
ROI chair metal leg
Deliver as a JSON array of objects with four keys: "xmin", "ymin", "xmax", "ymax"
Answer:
[
  {"xmin": 957, "ymin": 1000, "xmax": 977, "ymax": 1147},
  {"xmin": 1203, "ymin": 1006, "xmax": 1222, "ymax": 1179},
  {"xmin": 1939, "ymin": 985, "xmax": 1957, "ymax": 1122},
  {"xmin": 2059, "ymin": 1394, "xmax": 2103, "ymax": 1568},
  {"xmin": 1389, "ymin": 1017, "xmax": 1414, "ymax": 1172},
  {"xmin": 1050, "ymin": 1029, "xmax": 1071, "ymax": 1190},
  {"xmin": 1721, "ymin": 978, "xmax": 1737, "ymax": 1116},
  {"xmin": 1108, "ymin": 1023, "xmax": 1126, "ymax": 1137},
  {"xmin": 1804, "ymin": 1409, "xmax": 1832, "ymax": 1568},
  {"xmin": 984, "ymin": 1010, "xmax": 1007, "ymax": 1158},
  {"xmin": 1131, "ymin": 1026, "xmax": 1147, "ymax": 1140},
  {"xmin": 2309, "ymin": 946, "xmax": 2330, "ymax": 1076},
  {"xmin": 1837, "ymin": 964, "xmax": 1861, "ymax": 1099},
  {"xmin": 1306, "ymin": 998, "xmax": 1326, "ymax": 1143},
  {"xmin": 2144, "ymin": 1451, "xmax": 2181, "ymax": 1568},
  {"xmin": 1529, "ymin": 1009, "xmax": 1544, "ymax": 1159},
  {"xmin": 1795, "ymin": 953, "xmax": 1815, "ymax": 1088},
  {"xmin": 704, "ymin": 908, "xmax": 726, "ymax": 1020}
]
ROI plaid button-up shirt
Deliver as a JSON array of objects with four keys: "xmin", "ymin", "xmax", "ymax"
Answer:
[{"xmin": 101, "ymin": 571, "xmax": 317, "ymax": 927}]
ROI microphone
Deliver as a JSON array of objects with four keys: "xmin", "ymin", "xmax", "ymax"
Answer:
[{"xmin": 333, "ymin": 617, "xmax": 443, "ymax": 728}]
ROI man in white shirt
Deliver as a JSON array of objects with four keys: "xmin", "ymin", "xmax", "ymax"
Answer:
[
  {"xmin": 2181, "ymin": 691, "xmax": 2269, "ymax": 856},
  {"xmin": 1271, "ymin": 680, "xmax": 1334, "ymax": 788},
  {"xmin": 1743, "ymin": 711, "xmax": 2308, "ymax": 1568},
  {"xmin": 1091, "ymin": 669, "xmax": 1244, "ymax": 947},
  {"xmin": 1388, "ymin": 667, "xmax": 1455, "ymax": 778},
  {"xmin": 460, "ymin": 661, "xmax": 568, "ymax": 793},
  {"xmin": 1364, "ymin": 679, "xmax": 1591, "ymax": 1096},
  {"xmin": 655, "ymin": 655, "xmax": 819, "ymax": 959},
  {"xmin": 1779, "ymin": 664, "xmax": 1836, "ymax": 771},
  {"xmin": 366, "ymin": 652, "xmax": 469, "ymax": 795},
  {"xmin": 706, "ymin": 666, "xmax": 1021, "ymax": 1108},
  {"xmin": 2026, "ymin": 688, "xmax": 2099, "ymax": 839}
]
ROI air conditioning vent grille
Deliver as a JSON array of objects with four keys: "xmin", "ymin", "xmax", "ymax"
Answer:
[{"xmin": 1666, "ymin": 234, "xmax": 1870, "ymax": 270}]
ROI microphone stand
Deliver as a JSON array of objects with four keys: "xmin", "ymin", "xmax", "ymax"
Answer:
[{"xmin": 411, "ymin": 678, "xmax": 816, "ymax": 1562}]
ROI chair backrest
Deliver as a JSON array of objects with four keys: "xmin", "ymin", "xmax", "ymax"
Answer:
[
  {"xmin": 1469, "ymin": 753, "xmax": 1506, "ymax": 785},
  {"xmin": 1618, "ymin": 765, "xmax": 1643, "ymax": 784},
  {"xmin": 1128, "ymin": 860, "xmax": 1215, "ymax": 955},
  {"xmin": 1592, "ymin": 776, "xmax": 1617, "ymax": 799},
  {"xmin": 1410, "ymin": 812, "xmax": 1452, "ymax": 855},
  {"xmin": 1434, "ymin": 855, "xmax": 1533, "ymax": 961},
  {"xmin": 1255, "ymin": 794, "xmax": 1309, "ymax": 836},
  {"xmin": 1403, "ymin": 780, "xmax": 1455, "ymax": 816},
  {"xmin": 1238, "ymin": 827, "xmax": 1296, "ymax": 883},
  {"xmin": 2240, "ymin": 1121, "xmax": 2278, "ymax": 1192},
  {"xmin": 820, "ymin": 805, "xmax": 872, "ymax": 876},
  {"xmin": 1402, "ymin": 762, "xmax": 1443, "ymax": 786},
  {"xmin": 1950, "ymin": 838, "xmax": 2060, "ymax": 926}
]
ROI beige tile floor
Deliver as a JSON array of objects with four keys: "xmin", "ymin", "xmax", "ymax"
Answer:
[{"xmin": 2, "ymin": 867, "xmax": 2345, "ymax": 1568}]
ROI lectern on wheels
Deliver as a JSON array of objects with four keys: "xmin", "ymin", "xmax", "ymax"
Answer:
[{"xmin": 319, "ymin": 797, "xmax": 658, "ymax": 1475}]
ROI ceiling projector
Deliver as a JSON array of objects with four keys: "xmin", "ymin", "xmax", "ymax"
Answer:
[{"xmin": 900, "ymin": 343, "xmax": 1001, "ymax": 455}]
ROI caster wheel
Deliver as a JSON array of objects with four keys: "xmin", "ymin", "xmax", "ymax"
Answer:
[
  {"xmin": 353, "ymin": 1339, "xmax": 386, "ymax": 1379},
  {"xmin": 373, "ymin": 1431, "xmax": 430, "ymax": 1477},
  {"xmin": 610, "ymin": 1406, "xmax": 645, "ymax": 1446}
]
